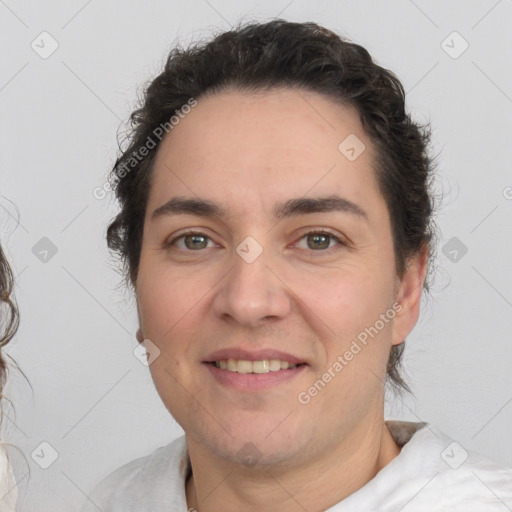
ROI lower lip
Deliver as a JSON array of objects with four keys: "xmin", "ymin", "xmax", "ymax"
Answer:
[{"xmin": 203, "ymin": 362, "xmax": 307, "ymax": 391}]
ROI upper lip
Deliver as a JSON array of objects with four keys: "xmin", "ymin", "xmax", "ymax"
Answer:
[{"xmin": 204, "ymin": 348, "xmax": 306, "ymax": 365}]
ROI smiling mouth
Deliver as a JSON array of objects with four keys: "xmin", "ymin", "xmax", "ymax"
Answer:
[{"xmin": 210, "ymin": 359, "xmax": 307, "ymax": 374}]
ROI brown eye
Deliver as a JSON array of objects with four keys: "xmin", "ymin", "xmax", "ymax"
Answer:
[
  {"xmin": 296, "ymin": 231, "xmax": 344, "ymax": 252},
  {"xmin": 166, "ymin": 231, "xmax": 214, "ymax": 251},
  {"xmin": 183, "ymin": 234, "xmax": 209, "ymax": 250},
  {"xmin": 307, "ymin": 233, "xmax": 331, "ymax": 250}
]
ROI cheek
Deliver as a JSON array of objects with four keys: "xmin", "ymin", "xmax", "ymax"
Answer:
[
  {"xmin": 137, "ymin": 268, "xmax": 202, "ymax": 341},
  {"xmin": 308, "ymin": 265, "xmax": 396, "ymax": 368},
  {"xmin": 137, "ymin": 273, "xmax": 200, "ymax": 419},
  {"xmin": 309, "ymin": 265, "xmax": 391, "ymax": 326},
  {"xmin": 136, "ymin": 268, "xmax": 208, "ymax": 382},
  {"xmin": 147, "ymin": 356, "xmax": 190, "ymax": 426}
]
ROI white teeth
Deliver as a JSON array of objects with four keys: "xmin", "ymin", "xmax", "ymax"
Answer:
[
  {"xmin": 252, "ymin": 360, "xmax": 269, "ymax": 374},
  {"xmin": 213, "ymin": 359, "xmax": 300, "ymax": 374},
  {"xmin": 237, "ymin": 360, "xmax": 253, "ymax": 374},
  {"xmin": 269, "ymin": 359, "xmax": 281, "ymax": 371}
]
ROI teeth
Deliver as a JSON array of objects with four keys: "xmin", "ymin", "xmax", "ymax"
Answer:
[
  {"xmin": 252, "ymin": 360, "xmax": 269, "ymax": 374},
  {"xmin": 237, "ymin": 360, "xmax": 253, "ymax": 374},
  {"xmin": 269, "ymin": 359, "xmax": 281, "ymax": 371},
  {"xmin": 213, "ymin": 359, "xmax": 299, "ymax": 374}
]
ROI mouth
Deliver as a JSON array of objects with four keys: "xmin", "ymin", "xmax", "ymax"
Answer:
[
  {"xmin": 203, "ymin": 349, "xmax": 308, "ymax": 390},
  {"xmin": 209, "ymin": 359, "xmax": 307, "ymax": 374},
  {"xmin": 203, "ymin": 349, "xmax": 308, "ymax": 391}
]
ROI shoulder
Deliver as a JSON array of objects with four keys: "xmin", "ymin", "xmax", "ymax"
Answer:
[
  {"xmin": 431, "ymin": 429, "xmax": 512, "ymax": 506},
  {"xmin": 384, "ymin": 421, "xmax": 512, "ymax": 510},
  {"xmin": 79, "ymin": 435, "xmax": 188, "ymax": 512}
]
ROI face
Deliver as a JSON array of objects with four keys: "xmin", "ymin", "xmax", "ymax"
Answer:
[{"xmin": 135, "ymin": 88, "xmax": 424, "ymax": 467}]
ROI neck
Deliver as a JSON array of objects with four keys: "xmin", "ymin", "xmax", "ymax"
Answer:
[{"xmin": 185, "ymin": 419, "xmax": 400, "ymax": 512}]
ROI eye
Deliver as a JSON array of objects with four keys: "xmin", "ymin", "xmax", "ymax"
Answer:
[
  {"xmin": 295, "ymin": 230, "xmax": 345, "ymax": 252},
  {"xmin": 165, "ymin": 230, "xmax": 216, "ymax": 251}
]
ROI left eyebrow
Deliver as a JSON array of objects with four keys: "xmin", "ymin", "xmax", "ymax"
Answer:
[
  {"xmin": 273, "ymin": 195, "xmax": 368, "ymax": 221},
  {"xmin": 151, "ymin": 194, "xmax": 368, "ymax": 222}
]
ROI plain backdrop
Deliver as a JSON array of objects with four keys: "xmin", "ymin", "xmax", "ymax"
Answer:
[{"xmin": 1, "ymin": 1, "xmax": 511, "ymax": 510}]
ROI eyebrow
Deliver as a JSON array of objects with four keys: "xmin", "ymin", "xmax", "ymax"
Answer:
[{"xmin": 151, "ymin": 194, "xmax": 368, "ymax": 221}]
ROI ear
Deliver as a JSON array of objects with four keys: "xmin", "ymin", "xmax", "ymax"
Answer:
[{"xmin": 391, "ymin": 243, "xmax": 429, "ymax": 346}]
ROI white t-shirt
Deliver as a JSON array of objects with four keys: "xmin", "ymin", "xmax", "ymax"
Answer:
[
  {"xmin": 0, "ymin": 438, "xmax": 18, "ymax": 512},
  {"xmin": 80, "ymin": 421, "xmax": 512, "ymax": 511}
]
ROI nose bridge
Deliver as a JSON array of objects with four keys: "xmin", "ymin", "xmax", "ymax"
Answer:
[{"xmin": 212, "ymin": 234, "xmax": 291, "ymax": 326}]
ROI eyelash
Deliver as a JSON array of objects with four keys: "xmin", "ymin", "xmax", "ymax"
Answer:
[{"xmin": 164, "ymin": 229, "xmax": 346, "ymax": 254}]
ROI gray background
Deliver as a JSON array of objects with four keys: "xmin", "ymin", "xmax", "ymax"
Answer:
[{"xmin": 1, "ymin": 0, "xmax": 511, "ymax": 510}]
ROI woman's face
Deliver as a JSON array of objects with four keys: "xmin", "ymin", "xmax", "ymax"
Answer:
[{"xmin": 135, "ymin": 88, "xmax": 425, "ymax": 467}]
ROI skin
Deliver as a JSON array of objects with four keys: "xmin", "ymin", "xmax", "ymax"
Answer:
[{"xmin": 135, "ymin": 87, "xmax": 428, "ymax": 511}]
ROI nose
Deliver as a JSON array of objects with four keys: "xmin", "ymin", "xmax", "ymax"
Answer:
[{"xmin": 211, "ymin": 241, "xmax": 292, "ymax": 328}]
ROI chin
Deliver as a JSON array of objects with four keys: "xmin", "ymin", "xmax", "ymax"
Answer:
[{"xmin": 194, "ymin": 420, "xmax": 311, "ymax": 469}]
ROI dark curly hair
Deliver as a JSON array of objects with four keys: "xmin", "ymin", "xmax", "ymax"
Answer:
[
  {"xmin": 0, "ymin": 243, "xmax": 19, "ymax": 422},
  {"xmin": 106, "ymin": 19, "xmax": 437, "ymax": 394}
]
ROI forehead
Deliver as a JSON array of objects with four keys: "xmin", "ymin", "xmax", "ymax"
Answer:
[{"xmin": 148, "ymin": 88, "xmax": 382, "ymax": 219}]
